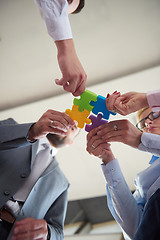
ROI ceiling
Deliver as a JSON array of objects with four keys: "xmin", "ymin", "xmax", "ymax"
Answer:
[
  {"xmin": 0, "ymin": 0, "xmax": 160, "ymax": 200},
  {"xmin": 0, "ymin": 0, "xmax": 160, "ymax": 110}
]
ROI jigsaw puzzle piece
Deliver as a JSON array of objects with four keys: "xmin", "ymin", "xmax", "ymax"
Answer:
[
  {"xmin": 65, "ymin": 105, "xmax": 91, "ymax": 128},
  {"xmin": 90, "ymin": 95, "xmax": 117, "ymax": 120},
  {"xmin": 85, "ymin": 113, "xmax": 108, "ymax": 132},
  {"xmin": 73, "ymin": 89, "xmax": 97, "ymax": 112}
]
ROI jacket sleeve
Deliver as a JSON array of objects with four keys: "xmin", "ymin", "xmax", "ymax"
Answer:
[
  {"xmin": 0, "ymin": 118, "xmax": 34, "ymax": 145},
  {"xmin": 44, "ymin": 187, "xmax": 69, "ymax": 240}
]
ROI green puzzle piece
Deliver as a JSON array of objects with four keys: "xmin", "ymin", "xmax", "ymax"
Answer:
[{"xmin": 73, "ymin": 89, "xmax": 97, "ymax": 112}]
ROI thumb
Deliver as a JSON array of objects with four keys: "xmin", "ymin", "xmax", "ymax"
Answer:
[{"xmin": 55, "ymin": 78, "xmax": 66, "ymax": 86}]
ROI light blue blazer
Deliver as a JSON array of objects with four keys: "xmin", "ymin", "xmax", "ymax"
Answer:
[{"xmin": 0, "ymin": 118, "xmax": 69, "ymax": 240}]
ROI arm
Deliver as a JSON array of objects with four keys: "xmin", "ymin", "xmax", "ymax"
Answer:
[
  {"xmin": 96, "ymin": 119, "xmax": 160, "ymax": 156},
  {"xmin": 86, "ymin": 128, "xmax": 142, "ymax": 239},
  {"xmin": 45, "ymin": 189, "xmax": 69, "ymax": 240},
  {"xmin": 106, "ymin": 91, "xmax": 148, "ymax": 116},
  {"xmin": 102, "ymin": 160, "xmax": 142, "ymax": 239},
  {"xmin": 0, "ymin": 110, "xmax": 75, "ymax": 147},
  {"xmin": 27, "ymin": 109, "xmax": 75, "ymax": 141},
  {"xmin": 147, "ymin": 90, "xmax": 160, "ymax": 111},
  {"xmin": 138, "ymin": 132, "xmax": 160, "ymax": 156},
  {"xmin": 106, "ymin": 90, "xmax": 160, "ymax": 115},
  {"xmin": 35, "ymin": 0, "xmax": 87, "ymax": 96},
  {"xmin": 0, "ymin": 118, "xmax": 33, "ymax": 144},
  {"xmin": 11, "ymin": 189, "xmax": 69, "ymax": 240}
]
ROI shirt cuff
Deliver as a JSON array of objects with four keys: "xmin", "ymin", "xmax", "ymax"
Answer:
[
  {"xmin": 46, "ymin": 15, "xmax": 72, "ymax": 41},
  {"xmin": 101, "ymin": 159, "xmax": 123, "ymax": 185}
]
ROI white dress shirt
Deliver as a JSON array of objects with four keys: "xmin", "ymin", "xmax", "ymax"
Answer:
[
  {"xmin": 101, "ymin": 132, "xmax": 160, "ymax": 240},
  {"xmin": 35, "ymin": 0, "xmax": 72, "ymax": 41}
]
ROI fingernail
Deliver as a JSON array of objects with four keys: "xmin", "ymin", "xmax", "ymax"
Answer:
[
  {"xmin": 106, "ymin": 93, "xmax": 110, "ymax": 98},
  {"xmin": 113, "ymin": 91, "xmax": 117, "ymax": 94}
]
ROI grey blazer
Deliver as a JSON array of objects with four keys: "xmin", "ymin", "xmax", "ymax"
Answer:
[{"xmin": 0, "ymin": 118, "xmax": 69, "ymax": 240}]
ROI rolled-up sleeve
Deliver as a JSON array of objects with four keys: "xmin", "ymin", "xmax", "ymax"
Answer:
[{"xmin": 35, "ymin": 0, "xmax": 72, "ymax": 41}]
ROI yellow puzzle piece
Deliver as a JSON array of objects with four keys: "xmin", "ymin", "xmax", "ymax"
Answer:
[{"xmin": 65, "ymin": 105, "xmax": 91, "ymax": 128}]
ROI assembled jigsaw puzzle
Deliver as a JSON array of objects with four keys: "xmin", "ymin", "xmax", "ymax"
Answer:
[{"xmin": 65, "ymin": 89, "xmax": 117, "ymax": 131}]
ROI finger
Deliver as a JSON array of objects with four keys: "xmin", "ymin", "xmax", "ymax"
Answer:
[
  {"xmin": 87, "ymin": 142, "xmax": 111, "ymax": 157},
  {"xmin": 12, "ymin": 228, "xmax": 47, "ymax": 240},
  {"xmin": 87, "ymin": 134, "xmax": 100, "ymax": 153},
  {"xmin": 13, "ymin": 219, "xmax": 47, "ymax": 234},
  {"xmin": 72, "ymin": 75, "xmax": 87, "ymax": 97},
  {"xmin": 55, "ymin": 78, "xmax": 66, "ymax": 86},
  {"xmin": 14, "ymin": 217, "xmax": 34, "ymax": 225},
  {"xmin": 87, "ymin": 134, "xmax": 110, "ymax": 154},
  {"xmin": 114, "ymin": 96, "xmax": 127, "ymax": 115},
  {"xmin": 97, "ymin": 121, "xmax": 120, "ymax": 135},
  {"xmin": 106, "ymin": 91, "xmax": 120, "ymax": 112},
  {"xmin": 87, "ymin": 127, "xmax": 99, "ymax": 142},
  {"xmin": 63, "ymin": 78, "xmax": 78, "ymax": 93},
  {"xmin": 48, "ymin": 111, "xmax": 75, "ymax": 128}
]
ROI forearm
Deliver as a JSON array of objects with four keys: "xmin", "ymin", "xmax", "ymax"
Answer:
[
  {"xmin": 102, "ymin": 159, "xmax": 141, "ymax": 239},
  {"xmin": 138, "ymin": 132, "xmax": 160, "ymax": 156},
  {"xmin": 45, "ymin": 188, "xmax": 69, "ymax": 240},
  {"xmin": 55, "ymin": 39, "xmax": 75, "ymax": 57},
  {"xmin": 0, "ymin": 122, "xmax": 33, "ymax": 144}
]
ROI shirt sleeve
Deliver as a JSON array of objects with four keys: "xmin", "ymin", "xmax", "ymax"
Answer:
[
  {"xmin": 35, "ymin": 0, "xmax": 72, "ymax": 41},
  {"xmin": 138, "ymin": 132, "xmax": 160, "ymax": 156},
  {"xmin": 101, "ymin": 159, "xmax": 142, "ymax": 239},
  {"xmin": 147, "ymin": 90, "xmax": 160, "ymax": 111}
]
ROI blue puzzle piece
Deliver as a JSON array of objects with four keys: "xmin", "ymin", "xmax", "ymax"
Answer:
[{"xmin": 90, "ymin": 95, "xmax": 116, "ymax": 120}]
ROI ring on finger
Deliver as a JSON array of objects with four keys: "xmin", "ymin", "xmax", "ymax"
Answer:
[
  {"xmin": 113, "ymin": 124, "xmax": 118, "ymax": 131},
  {"xmin": 50, "ymin": 120, "xmax": 54, "ymax": 127}
]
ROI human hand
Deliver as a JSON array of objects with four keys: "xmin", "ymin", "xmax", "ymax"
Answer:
[
  {"xmin": 106, "ymin": 91, "xmax": 148, "ymax": 116},
  {"xmin": 86, "ymin": 127, "xmax": 115, "ymax": 164},
  {"xmin": 11, "ymin": 218, "xmax": 48, "ymax": 240},
  {"xmin": 55, "ymin": 39, "xmax": 87, "ymax": 96},
  {"xmin": 28, "ymin": 110, "xmax": 75, "ymax": 141},
  {"xmin": 97, "ymin": 119, "xmax": 142, "ymax": 149}
]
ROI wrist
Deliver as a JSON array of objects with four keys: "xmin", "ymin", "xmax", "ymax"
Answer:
[
  {"xmin": 28, "ymin": 123, "xmax": 36, "ymax": 141},
  {"xmin": 55, "ymin": 39, "xmax": 74, "ymax": 55},
  {"xmin": 101, "ymin": 153, "xmax": 115, "ymax": 165},
  {"xmin": 141, "ymin": 93, "xmax": 148, "ymax": 108}
]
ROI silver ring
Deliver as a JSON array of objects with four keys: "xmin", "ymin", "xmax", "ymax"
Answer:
[
  {"xmin": 92, "ymin": 145, "xmax": 96, "ymax": 149},
  {"xmin": 50, "ymin": 120, "xmax": 53, "ymax": 127},
  {"xmin": 113, "ymin": 124, "xmax": 118, "ymax": 131}
]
